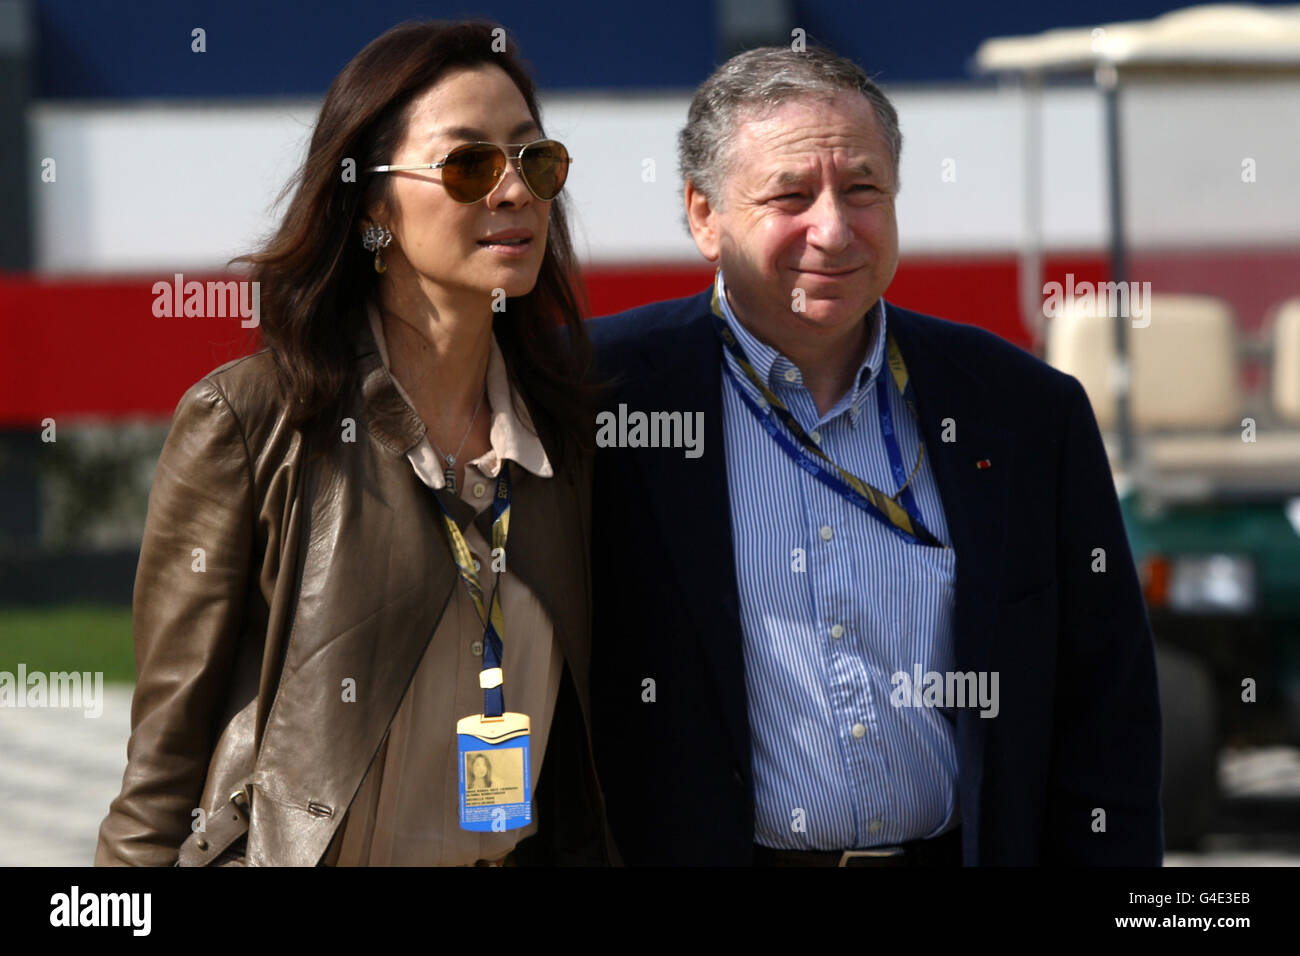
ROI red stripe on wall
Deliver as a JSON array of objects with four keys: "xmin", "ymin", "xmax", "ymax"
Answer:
[
  {"xmin": 2, "ymin": 254, "xmax": 1109, "ymax": 424},
  {"xmin": 1, "ymin": 274, "xmax": 262, "ymax": 425}
]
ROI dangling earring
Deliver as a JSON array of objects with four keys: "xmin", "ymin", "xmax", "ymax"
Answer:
[{"xmin": 362, "ymin": 223, "xmax": 393, "ymax": 274}]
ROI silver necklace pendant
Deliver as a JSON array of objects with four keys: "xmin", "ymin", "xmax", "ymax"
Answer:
[{"xmin": 427, "ymin": 388, "xmax": 485, "ymax": 498}]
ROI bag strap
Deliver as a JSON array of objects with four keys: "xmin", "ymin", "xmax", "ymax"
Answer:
[{"xmin": 176, "ymin": 784, "xmax": 251, "ymax": 866}]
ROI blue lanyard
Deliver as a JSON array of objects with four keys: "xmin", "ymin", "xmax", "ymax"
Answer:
[
  {"xmin": 709, "ymin": 278, "xmax": 943, "ymax": 548},
  {"xmin": 722, "ymin": 363, "xmax": 937, "ymax": 548},
  {"xmin": 875, "ymin": 371, "xmax": 922, "ymax": 521},
  {"xmin": 432, "ymin": 465, "xmax": 512, "ymax": 717}
]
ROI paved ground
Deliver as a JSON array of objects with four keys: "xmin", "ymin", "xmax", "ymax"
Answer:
[
  {"xmin": 1, "ymin": 685, "xmax": 1297, "ymax": 866},
  {"xmin": 0, "ymin": 685, "xmax": 133, "ymax": 866}
]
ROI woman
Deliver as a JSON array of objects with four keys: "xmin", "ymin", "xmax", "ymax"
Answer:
[
  {"xmin": 94, "ymin": 20, "xmax": 615, "ymax": 866},
  {"xmin": 467, "ymin": 755, "xmax": 493, "ymax": 790}
]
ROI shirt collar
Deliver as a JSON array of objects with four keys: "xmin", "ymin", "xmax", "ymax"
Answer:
[
  {"xmin": 714, "ymin": 269, "xmax": 888, "ymax": 425},
  {"xmin": 366, "ymin": 301, "xmax": 553, "ymax": 489}
]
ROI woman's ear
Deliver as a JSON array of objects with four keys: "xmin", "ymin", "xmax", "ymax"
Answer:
[{"xmin": 362, "ymin": 195, "xmax": 392, "ymax": 233}]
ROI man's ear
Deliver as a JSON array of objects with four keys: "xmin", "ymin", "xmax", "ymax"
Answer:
[{"xmin": 684, "ymin": 180, "xmax": 721, "ymax": 262}]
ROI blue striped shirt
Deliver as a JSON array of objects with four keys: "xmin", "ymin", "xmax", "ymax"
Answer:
[{"xmin": 716, "ymin": 270, "xmax": 960, "ymax": 850}]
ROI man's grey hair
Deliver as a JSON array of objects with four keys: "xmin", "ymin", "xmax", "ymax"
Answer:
[{"xmin": 678, "ymin": 46, "xmax": 902, "ymax": 207}]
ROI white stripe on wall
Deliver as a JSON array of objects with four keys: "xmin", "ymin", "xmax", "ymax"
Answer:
[{"xmin": 28, "ymin": 80, "xmax": 1300, "ymax": 274}]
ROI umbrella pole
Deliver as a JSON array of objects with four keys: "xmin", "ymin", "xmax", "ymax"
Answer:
[{"xmin": 1099, "ymin": 61, "xmax": 1134, "ymax": 472}]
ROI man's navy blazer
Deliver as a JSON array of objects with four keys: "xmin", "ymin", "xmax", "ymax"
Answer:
[{"xmin": 586, "ymin": 287, "xmax": 1163, "ymax": 866}]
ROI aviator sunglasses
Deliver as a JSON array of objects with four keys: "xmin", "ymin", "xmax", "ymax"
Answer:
[{"xmin": 366, "ymin": 138, "xmax": 572, "ymax": 203}]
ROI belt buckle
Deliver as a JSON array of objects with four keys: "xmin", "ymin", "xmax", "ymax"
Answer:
[{"xmin": 839, "ymin": 845, "xmax": 906, "ymax": 867}]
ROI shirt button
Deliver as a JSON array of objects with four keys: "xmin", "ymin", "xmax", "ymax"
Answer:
[
  {"xmin": 851, "ymin": 723, "xmax": 867, "ymax": 739},
  {"xmin": 471, "ymin": 640, "xmax": 483, "ymax": 656},
  {"xmin": 869, "ymin": 818, "xmax": 883, "ymax": 833},
  {"xmin": 809, "ymin": 429, "xmax": 821, "ymax": 444},
  {"xmin": 472, "ymin": 559, "xmax": 482, "ymax": 572},
  {"xmin": 830, "ymin": 624, "xmax": 845, "ymax": 640},
  {"xmin": 819, "ymin": 525, "xmax": 833, "ymax": 542},
  {"xmin": 783, "ymin": 367, "xmax": 799, "ymax": 383},
  {"xmin": 472, "ymin": 482, "xmax": 487, "ymax": 498}
]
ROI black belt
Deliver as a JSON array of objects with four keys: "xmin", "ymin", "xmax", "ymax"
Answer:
[{"xmin": 753, "ymin": 826, "xmax": 962, "ymax": 867}]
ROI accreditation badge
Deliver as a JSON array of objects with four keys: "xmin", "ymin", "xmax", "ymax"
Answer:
[{"xmin": 457, "ymin": 712, "xmax": 532, "ymax": 832}]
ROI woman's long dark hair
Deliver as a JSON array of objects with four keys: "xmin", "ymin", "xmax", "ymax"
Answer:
[{"xmin": 233, "ymin": 20, "xmax": 592, "ymax": 457}]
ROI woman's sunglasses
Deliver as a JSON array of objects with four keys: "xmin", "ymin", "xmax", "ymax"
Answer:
[{"xmin": 367, "ymin": 138, "xmax": 572, "ymax": 204}]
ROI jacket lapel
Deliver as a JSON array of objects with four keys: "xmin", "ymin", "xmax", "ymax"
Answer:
[
  {"xmin": 886, "ymin": 302, "xmax": 1015, "ymax": 861},
  {"xmin": 355, "ymin": 313, "xmax": 591, "ymax": 690},
  {"xmin": 614, "ymin": 296, "xmax": 750, "ymax": 770},
  {"xmin": 249, "ymin": 341, "xmax": 459, "ymax": 865}
]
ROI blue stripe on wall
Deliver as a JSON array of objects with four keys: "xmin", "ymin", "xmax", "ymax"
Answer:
[{"xmin": 30, "ymin": 0, "xmax": 1300, "ymax": 99}]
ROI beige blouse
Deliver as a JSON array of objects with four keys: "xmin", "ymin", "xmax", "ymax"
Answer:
[{"xmin": 320, "ymin": 305, "xmax": 565, "ymax": 866}]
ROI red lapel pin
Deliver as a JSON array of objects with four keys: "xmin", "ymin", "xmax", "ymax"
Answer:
[{"xmin": 975, "ymin": 459, "xmax": 992, "ymax": 470}]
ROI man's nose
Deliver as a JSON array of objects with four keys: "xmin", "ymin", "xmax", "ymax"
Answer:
[{"xmin": 805, "ymin": 190, "xmax": 852, "ymax": 252}]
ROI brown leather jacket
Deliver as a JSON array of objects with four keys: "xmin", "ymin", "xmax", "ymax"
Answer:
[{"xmin": 94, "ymin": 321, "xmax": 616, "ymax": 866}]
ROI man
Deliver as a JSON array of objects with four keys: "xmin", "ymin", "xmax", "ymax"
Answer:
[{"xmin": 586, "ymin": 46, "xmax": 1162, "ymax": 866}]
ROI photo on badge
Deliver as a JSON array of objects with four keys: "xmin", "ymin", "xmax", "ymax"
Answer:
[{"xmin": 464, "ymin": 749, "xmax": 525, "ymax": 803}]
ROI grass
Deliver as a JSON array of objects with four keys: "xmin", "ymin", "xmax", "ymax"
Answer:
[{"xmin": 0, "ymin": 605, "xmax": 135, "ymax": 684}]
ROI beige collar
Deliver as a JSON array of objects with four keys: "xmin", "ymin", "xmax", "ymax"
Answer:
[{"xmin": 366, "ymin": 302, "xmax": 553, "ymax": 489}]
